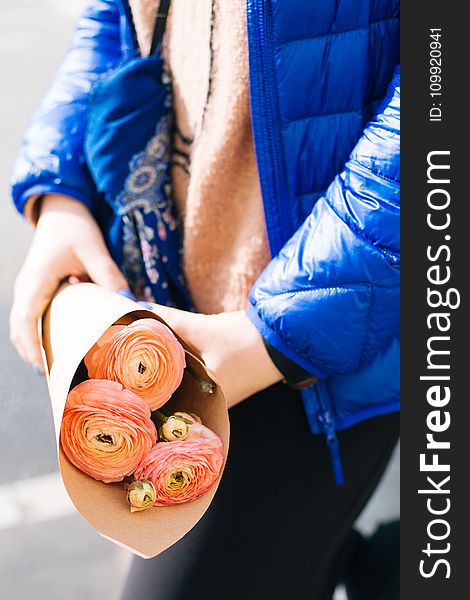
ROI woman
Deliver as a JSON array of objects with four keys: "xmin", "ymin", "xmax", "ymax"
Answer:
[{"xmin": 10, "ymin": 1, "xmax": 400, "ymax": 598}]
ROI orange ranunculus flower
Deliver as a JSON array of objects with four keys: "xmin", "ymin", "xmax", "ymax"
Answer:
[
  {"xmin": 60, "ymin": 379, "xmax": 157, "ymax": 483},
  {"xmin": 84, "ymin": 319, "xmax": 186, "ymax": 411},
  {"xmin": 134, "ymin": 437, "xmax": 224, "ymax": 506}
]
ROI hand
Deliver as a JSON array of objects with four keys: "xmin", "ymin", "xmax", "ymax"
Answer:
[
  {"xmin": 10, "ymin": 194, "xmax": 129, "ymax": 373},
  {"xmin": 142, "ymin": 305, "xmax": 283, "ymax": 408}
]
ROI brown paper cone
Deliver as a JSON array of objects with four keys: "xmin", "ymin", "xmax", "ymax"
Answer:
[{"xmin": 40, "ymin": 283, "xmax": 230, "ymax": 558}]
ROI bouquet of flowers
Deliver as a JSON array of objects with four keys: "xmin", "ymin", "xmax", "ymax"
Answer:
[{"xmin": 40, "ymin": 283, "xmax": 229, "ymax": 558}]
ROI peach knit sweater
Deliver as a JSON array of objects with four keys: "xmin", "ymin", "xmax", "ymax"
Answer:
[{"xmin": 129, "ymin": 0, "xmax": 270, "ymax": 313}]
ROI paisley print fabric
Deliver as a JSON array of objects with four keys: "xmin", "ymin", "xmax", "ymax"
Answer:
[{"xmin": 83, "ymin": 55, "xmax": 192, "ymax": 308}]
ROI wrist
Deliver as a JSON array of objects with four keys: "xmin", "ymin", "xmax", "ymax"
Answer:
[
  {"xmin": 220, "ymin": 311, "xmax": 283, "ymax": 406},
  {"xmin": 262, "ymin": 339, "xmax": 319, "ymax": 389},
  {"xmin": 38, "ymin": 194, "xmax": 92, "ymax": 221},
  {"xmin": 35, "ymin": 195, "xmax": 98, "ymax": 240},
  {"xmin": 24, "ymin": 194, "xmax": 91, "ymax": 227},
  {"xmin": 23, "ymin": 195, "xmax": 45, "ymax": 225},
  {"xmin": 243, "ymin": 315, "xmax": 284, "ymax": 385}
]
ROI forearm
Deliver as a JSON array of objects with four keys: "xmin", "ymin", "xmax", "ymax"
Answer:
[
  {"xmin": 248, "ymin": 68, "xmax": 400, "ymax": 377},
  {"xmin": 208, "ymin": 311, "xmax": 284, "ymax": 408},
  {"xmin": 11, "ymin": 0, "xmax": 121, "ymax": 217}
]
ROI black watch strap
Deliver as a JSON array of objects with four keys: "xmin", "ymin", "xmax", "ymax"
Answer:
[{"xmin": 263, "ymin": 339, "xmax": 319, "ymax": 390}]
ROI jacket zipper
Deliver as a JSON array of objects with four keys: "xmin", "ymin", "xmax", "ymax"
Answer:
[
  {"xmin": 316, "ymin": 385, "xmax": 345, "ymax": 485},
  {"xmin": 248, "ymin": 1, "xmax": 345, "ymax": 485},
  {"xmin": 247, "ymin": 0, "xmax": 293, "ymax": 255}
]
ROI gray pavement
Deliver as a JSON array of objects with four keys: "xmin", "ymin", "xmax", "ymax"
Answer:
[
  {"xmin": 0, "ymin": 515, "xmax": 130, "ymax": 600},
  {"xmin": 0, "ymin": 0, "xmax": 81, "ymax": 484},
  {"xmin": 0, "ymin": 2, "xmax": 399, "ymax": 599},
  {"xmin": 0, "ymin": 4, "xmax": 132, "ymax": 599}
]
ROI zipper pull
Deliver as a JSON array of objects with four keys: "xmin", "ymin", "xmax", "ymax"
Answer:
[
  {"xmin": 318, "ymin": 408, "xmax": 345, "ymax": 486},
  {"xmin": 326, "ymin": 431, "xmax": 345, "ymax": 486}
]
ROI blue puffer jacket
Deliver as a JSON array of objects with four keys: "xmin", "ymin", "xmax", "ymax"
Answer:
[{"xmin": 11, "ymin": 0, "xmax": 400, "ymax": 481}]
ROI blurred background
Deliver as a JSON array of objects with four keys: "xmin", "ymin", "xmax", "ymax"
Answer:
[{"xmin": 0, "ymin": 1, "xmax": 399, "ymax": 598}]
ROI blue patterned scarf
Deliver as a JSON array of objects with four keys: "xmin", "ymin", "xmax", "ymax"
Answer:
[{"xmin": 84, "ymin": 9, "xmax": 191, "ymax": 309}]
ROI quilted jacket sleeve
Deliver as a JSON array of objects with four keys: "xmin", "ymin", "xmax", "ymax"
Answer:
[
  {"xmin": 11, "ymin": 0, "xmax": 122, "ymax": 216},
  {"xmin": 248, "ymin": 67, "xmax": 400, "ymax": 380}
]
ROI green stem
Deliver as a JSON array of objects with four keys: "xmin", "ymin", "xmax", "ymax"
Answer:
[{"xmin": 151, "ymin": 409, "xmax": 169, "ymax": 428}]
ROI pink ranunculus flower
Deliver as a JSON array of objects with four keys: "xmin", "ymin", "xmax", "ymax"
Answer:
[
  {"xmin": 60, "ymin": 379, "xmax": 157, "ymax": 483},
  {"xmin": 134, "ymin": 437, "xmax": 224, "ymax": 506},
  {"xmin": 84, "ymin": 319, "xmax": 186, "ymax": 411}
]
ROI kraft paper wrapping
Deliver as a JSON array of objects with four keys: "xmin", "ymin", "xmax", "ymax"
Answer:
[{"xmin": 40, "ymin": 283, "xmax": 229, "ymax": 558}]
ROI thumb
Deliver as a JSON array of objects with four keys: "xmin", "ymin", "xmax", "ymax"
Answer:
[{"xmin": 77, "ymin": 243, "xmax": 129, "ymax": 293}]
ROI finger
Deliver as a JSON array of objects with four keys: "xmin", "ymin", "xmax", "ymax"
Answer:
[
  {"xmin": 137, "ymin": 301, "xmax": 157, "ymax": 310},
  {"xmin": 68, "ymin": 274, "xmax": 91, "ymax": 284},
  {"xmin": 10, "ymin": 313, "xmax": 44, "ymax": 374},
  {"xmin": 135, "ymin": 302, "xmax": 189, "ymax": 338},
  {"xmin": 10, "ymin": 299, "xmax": 45, "ymax": 371},
  {"xmin": 144, "ymin": 303, "xmax": 184, "ymax": 325},
  {"xmin": 76, "ymin": 243, "xmax": 129, "ymax": 292},
  {"xmin": 145, "ymin": 305, "xmax": 205, "ymax": 353},
  {"xmin": 10, "ymin": 271, "xmax": 58, "ymax": 370},
  {"xmin": 10, "ymin": 301, "xmax": 45, "ymax": 370}
]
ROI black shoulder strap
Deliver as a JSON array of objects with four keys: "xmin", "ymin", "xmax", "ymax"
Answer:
[{"xmin": 150, "ymin": 0, "xmax": 171, "ymax": 55}]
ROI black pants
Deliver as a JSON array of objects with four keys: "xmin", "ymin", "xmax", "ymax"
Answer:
[{"xmin": 120, "ymin": 384, "xmax": 399, "ymax": 600}]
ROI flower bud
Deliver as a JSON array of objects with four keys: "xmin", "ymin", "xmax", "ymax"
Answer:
[
  {"xmin": 174, "ymin": 412, "xmax": 219, "ymax": 442},
  {"xmin": 174, "ymin": 411, "xmax": 202, "ymax": 424},
  {"xmin": 127, "ymin": 479, "xmax": 156, "ymax": 513},
  {"xmin": 159, "ymin": 415, "xmax": 190, "ymax": 442}
]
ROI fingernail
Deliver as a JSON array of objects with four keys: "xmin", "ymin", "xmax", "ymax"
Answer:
[
  {"xmin": 138, "ymin": 301, "xmax": 154, "ymax": 310},
  {"xmin": 33, "ymin": 365, "xmax": 43, "ymax": 377},
  {"xmin": 118, "ymin": 288, "xmax": 137, "ymax": 301}
]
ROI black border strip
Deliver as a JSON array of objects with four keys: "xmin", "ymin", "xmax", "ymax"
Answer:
[{"xmin": 401, "ymin": 2, "xmax": 468, "ymax": 596}]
